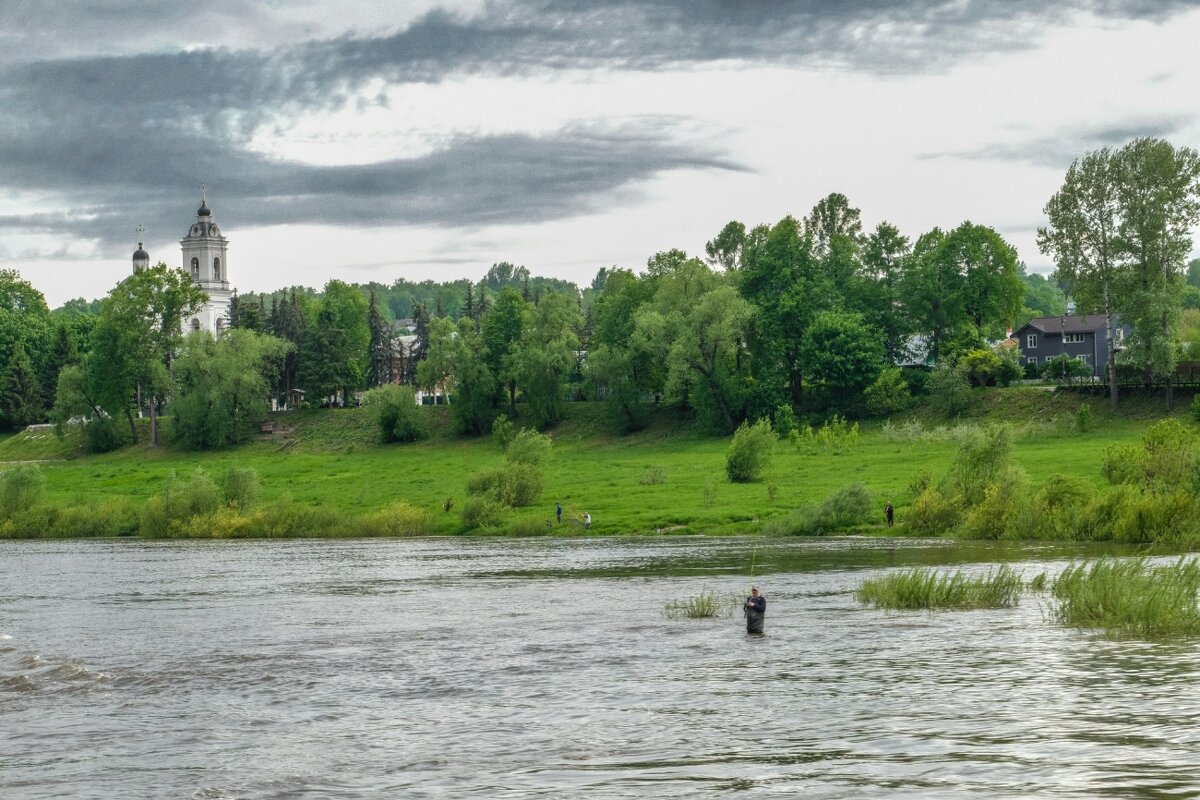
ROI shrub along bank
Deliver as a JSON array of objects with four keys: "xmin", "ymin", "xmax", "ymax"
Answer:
[{"xmin": 0, "ymin": 392, "xmax": 1192, "ymax": 539}]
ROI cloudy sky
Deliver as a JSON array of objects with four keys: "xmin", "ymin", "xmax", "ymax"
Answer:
[{"xmin": 2, "ymin": 0, "xmax": 1199, "ymax": 307}]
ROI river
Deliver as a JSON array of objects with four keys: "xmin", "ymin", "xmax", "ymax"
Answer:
[{"xmin": 3, "ymin": 537, "xmax": 1199, "ymax": 798}]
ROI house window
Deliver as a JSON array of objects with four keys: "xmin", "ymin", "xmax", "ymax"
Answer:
[
  {"xmin": 191, "ymin": 257, "xmax": 199, "ymax": 279},
  {"xmin": 1026, "ymin": 356, "xmax": 1038, "ymax": 366},
  {"xmin": 213, "ymin": 257, "xmax": 221, "ymax": 282},
  {"xmin": 1076, "ymin": 354, "xmax": 1091, "ymax": 365},
  {"xmin": 1063, "ymin": 333, "xmax": 1085, "ymax": 344},
  {"xmin": 1026, "ymin": 334, "xmax": 1037, "ymax": 348}
]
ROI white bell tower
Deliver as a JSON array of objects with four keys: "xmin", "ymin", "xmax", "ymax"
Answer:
[{"xmin": 180, "ymin": 187, "xmax": 233, "ymax": 334}]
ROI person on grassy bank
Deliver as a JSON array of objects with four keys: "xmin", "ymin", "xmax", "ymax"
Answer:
[
  {"xmin": 885, "ymin": 501, "xmax": 894, "ymax": 528},
  {"xmin": 744, "ymin": 586, "xmax": 766, "ymax": 634}
]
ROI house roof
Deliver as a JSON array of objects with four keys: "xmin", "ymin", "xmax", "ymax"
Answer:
[{"xmin": 1019, "ymin": 314, "xmax": 1108, "ymax": 335}]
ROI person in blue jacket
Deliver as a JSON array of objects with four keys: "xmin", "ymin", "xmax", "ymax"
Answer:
[{"xmin": 744, "ymin": 586, "xmax": 766, "ymax": 634}]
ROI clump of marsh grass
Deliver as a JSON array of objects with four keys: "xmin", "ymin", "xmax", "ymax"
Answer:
[
  {"xmin": 664, "ymin": 589, "xmax": 732, "ymax": 619},
  {"xmin": 1028, "ymin": 572, "xmax": 1048, "ymax": 592},
  {"xmin": 856, "ymin": 565, "xmax": 1023, "ymax": 610},
  {"xmin": 1051, "ymin": 558, "xmax": 1200, "ymax": 640}
]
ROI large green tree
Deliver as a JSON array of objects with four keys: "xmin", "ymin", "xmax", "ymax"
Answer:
[
  {"xmin": 0, "ymin": 270, "xmax": 52, "ymax": 428},
  {"xmin": 65, "ymin": 264, "xmax": 207, "ymax": 445},
  {"xmin": 172, "ymin": 329, "xmax": 290, "ymax": 449},
  {"xmin": 513, "ymin": 291, "xmax": 583, "ymax": 428},
  {"xmin": 1038, "ymin": 146, "xmax": 1125, "ymax": 407},
  {"xmin": 1112, "ymin": 138, "xmax": 1200, "ymax": 407}
]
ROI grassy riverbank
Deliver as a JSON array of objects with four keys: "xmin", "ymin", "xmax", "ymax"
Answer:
[{"xmin": 0, "ymin": 387, "xmax": 1191, "ymax": 538}]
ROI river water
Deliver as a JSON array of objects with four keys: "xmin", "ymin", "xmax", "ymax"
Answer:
[{"xmin": 3, "ymin": 537, "xmax": 1200, "ymax": 799}]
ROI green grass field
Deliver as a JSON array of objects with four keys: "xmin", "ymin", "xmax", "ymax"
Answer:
[{"xmin": 0, "ymin": 386, "xmax": 1189, "ymax": 536}]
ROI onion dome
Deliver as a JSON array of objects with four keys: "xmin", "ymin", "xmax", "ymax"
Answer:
[
  {"xmin": 197, "ymin": 199, "xmax": 211, "ymax": 217},
  {"xmin": 132, "ymin": 243, "xmax": 149, "ymax": 261}
]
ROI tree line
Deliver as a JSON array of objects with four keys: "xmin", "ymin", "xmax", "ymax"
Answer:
[{"xmin": 1, "ymin": 137, "xmax": 1197, "ymax": 446}]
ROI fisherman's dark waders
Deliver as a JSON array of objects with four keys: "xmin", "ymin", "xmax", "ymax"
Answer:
[{"xmin": 745, "ymin": 606, "xmax": 764, "ymax": 634}]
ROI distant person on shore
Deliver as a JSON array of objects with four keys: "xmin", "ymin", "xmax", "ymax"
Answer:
[
  {"xmin": 744, "ymin": 586, "xmax": 766, "ymax": 634},
  {"xmin": 583, "ymin": 512, "xmax": 591, "ymax": 531},
  {"xmin": 885, "ymin": 501, "xmax": 894, "ymax": 528},
  {"xmin": 556, "ymin": 503, "xmax": 562, "ymax": 524}
]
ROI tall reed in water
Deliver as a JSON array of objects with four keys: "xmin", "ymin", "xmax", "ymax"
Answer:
[
  {"xmin": 856, "ymin": 565, "xmax": 1023, "ymax": 610},
  {"xmin": 664, "ymin": 590, "xmax": 730, "ymax": 619},
  {"xmin": 1052, "ymin": 558, "xmax": 1200, "ymax": 640}
]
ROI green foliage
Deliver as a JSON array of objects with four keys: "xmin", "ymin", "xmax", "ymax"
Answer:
[
  {"xmin": 219, "ymin": 466, "xmax": 260, "ymax": 509},
  {"xmin": 491, "ymin": 414, "xmax": 517, "ymax": 450},
  {"xmin": 857, "ymin": 565, "xmax": 1023, "ymax": 610},
  {"xmin": 0, "ymin": 464, "xmax": 46, "ymax": 517},
  {"xmin": 139, "ymin": 469, "xmax": 223, "ymax": 537},
  {"xmin": 505, "ymin": 428, "xmax": 552, "ymax": 468},
  {"xmin": 664, "ymin": 590, "xmax": 731, "ymax": 619},
  {"xmin": 864, "ymin": 368, "xmax": 912, "ymax": 417},
  {"xmin": 960, "ymin": 468, "xmax": 1028, "ymax": 540},
  {"xmin": 725, "ymin": 419, "xmax": 775, "ymax": 483},
  {"xmin": 358, "ymin": 501, "xmax": 434, "ymax": 536},
  {"xmin": 1191, "ymin": 392, "xmax": 1200, "ymax": 423},
  {"xmin": 800, "ymin": 310, "xmax": 885, "ymax": 399},
  {"xmin": 1040, "ymin": 354, "xmax": 1091, "ymax": 382},
  {"xmin": 764, "ymin": 483, "xmax": 873, "ymax": 535},
  {"xmin": 466, "ymin": 463, "xmax": 544, "ymax": 507},
  {"xmin": 0, "ymin": 340, "xmax": 43, "ymax": 430},
  {"xmin": 960, "ymin": 348, "xmax": 1002, "ymax": 387},
  {"xmin": 1075, "ymin": 403, "xmax": 1092, "ymax": 433},
  {"xmin": 460, "ymin": 496, "xmax": 503, "ymax": 530},
  {"xmin": 172, "ymin": 329, "xmax": 291, "ymax": 449},
  {"xmin": 364, "ymin": 384, "xmax": 429, "ymax": 444},
  {"xmin": 1052, "ymin": 558, "xmax": 1200, "ymax": 639},
  {"xmin": 939, "ymin": 425, "xmax": 1013, "ymax": 506},
  {"xmin": 905, "ymin": 486, "xmax": 963, "ymax": 535},
  {"xmin": 792, "ymin": 414, "xmax": 860, "ymax": 454},
  {"xmin": 927, "ymin": 365, "xmax": 972, "ymax": 417}
]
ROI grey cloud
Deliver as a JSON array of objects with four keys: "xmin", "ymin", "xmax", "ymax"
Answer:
[
  {"xmin": 0, "ymin": 116, "xmax": 744, "ymax": 257},
  {"xmin": 922, "ymin": 115, "xmax": 1194, "ymax": 168},
  {"xmin": 2, "ymin": 0, "xmax": 1193, "ymax": 262}
]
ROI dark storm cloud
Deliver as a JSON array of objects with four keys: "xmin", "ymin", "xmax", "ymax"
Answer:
[
  {"xmin": 923, "ymin": 115, "xmax": 1194, "ymax": 168},
  {"xmin": 1, "ymin": 0, "xmax": 1194, "ymax": 256}
]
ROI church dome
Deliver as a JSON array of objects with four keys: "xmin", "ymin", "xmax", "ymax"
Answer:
[
  {"xmin": 132, "ymin": 244, "xmax": 149, "ymax": 261},
  {"xmin": 197, "ymin": 200, "xmax": 211, "ymax": 217}
]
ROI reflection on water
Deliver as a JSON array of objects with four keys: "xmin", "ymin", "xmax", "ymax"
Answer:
[{"xmin": 2, "ymin": 537, "xmax": 1200, "ymax": 798}]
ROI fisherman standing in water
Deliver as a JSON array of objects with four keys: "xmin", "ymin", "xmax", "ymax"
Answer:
[{"xmin": 744, "ymin": 586, "xmax": 766, "ymax": 634}]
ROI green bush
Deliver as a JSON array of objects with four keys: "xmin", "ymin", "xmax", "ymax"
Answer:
[
  {"xmin": 960, "ymin": 468, "xmax": 1029, "ymax": 540},
  {"xmin": 506, "ymin": 428, "xmax": 552, "ymax": 467},
  {"xmin": 466, "ymin": 463, "xmax": 544, "ymax": 507},
  {"xmin": 0, "ymin": 464, "xmax": 46, "ymax": 517},
  {"xmin": 357, "ymin": 502, "xmax": 434, "ymax": 536},
  {"xmin": 639, "ymin": 466, "xmax": 666, "ymax": 485},
  {"xmin": 940, "ymin": 425, "xmax": 1012, "ymax": 506},
  {"xmin": 960, "ymin": 349, "xmax": 1002, "ymax": 387},
  {"xmin": 905, "ymin": 486, "xmax": 964, "ymax": 535},
  {"xmin": 1074, "ymin": 403, "xmax": 1092, "ymax": 433},
  {"xmin": 491, "ymin": 414, "xmax": 517, "ymax": 450},
  {"xmin": 1101, "ymin": 443, "xmax": 1141, "ymax": 486},
  {"xmin": 364, "ymin": 384, "xmax": 429, "ymax": 443},
  {"xmin": 865, "ymin": 368, "xmax": 912, "ymax": 417},
  {"xmin": 139, "ymin": 469, "xmax": 222, "ymax": 537},
  {"xmin": 927, "ymin": 365, "xmax": 972, "ymax": 417},
  {"xmin": 82, "ymin": 418, "xmax": 128, "ymax": 453},
  {"xmin": 219, "ymin": 466, "xmax": 260, "ymax": 509},
  {"xmin": 726, "ymin": 419, "xmax": 775, "ymax": 482},
  {"xmin": 1191, "ymin": 393, "xmax": 1200, "ymax": 423},
  {"xmin": 763, "ymin": 483, "xmax": 873, "ymax": 535},
  {"xmin": 461, "ymin": 496, "xmax": 503, "ymax": 530}
]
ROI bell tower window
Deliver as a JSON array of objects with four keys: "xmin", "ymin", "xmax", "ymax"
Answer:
[
  {"xmin": 191, "ymin": 257, "xmax": 200, "ymax": 280},
  {"xmin": 213, "ymin": 257, "xmax": 221, "ymax": 282},
  {"xmin": 191, "ymin": 318, "xmax": 201, "ymax": 331}
]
